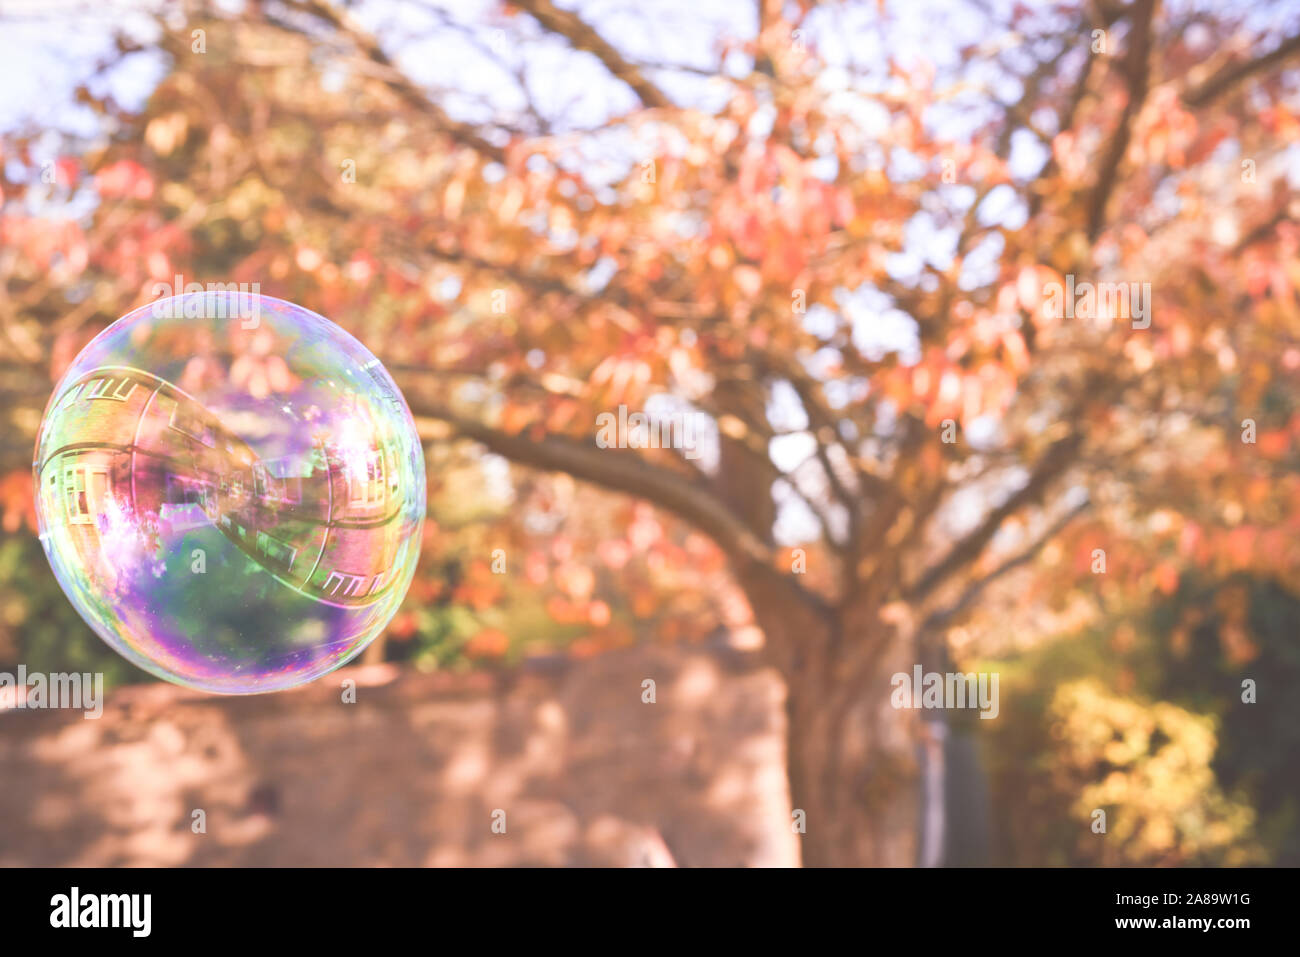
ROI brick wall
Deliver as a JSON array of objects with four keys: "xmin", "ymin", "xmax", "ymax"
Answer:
[{"xmin": 0, "ymin": 643, "xmax": 799, "ymax": 867}]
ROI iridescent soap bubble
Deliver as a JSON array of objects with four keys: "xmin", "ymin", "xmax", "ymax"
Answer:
[{"xmin": 33, "ymin": 291, "xmax": 425, "ymax": 693}]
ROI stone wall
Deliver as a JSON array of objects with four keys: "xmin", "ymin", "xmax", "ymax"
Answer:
[{"xmin": 0, "ymin": 643, "xmax": 799, "ymax": 866}]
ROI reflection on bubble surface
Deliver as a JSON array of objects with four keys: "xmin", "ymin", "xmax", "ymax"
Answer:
[{"xmin": 33, "ymin": 293, "xmax": 425, "ymax": 693}]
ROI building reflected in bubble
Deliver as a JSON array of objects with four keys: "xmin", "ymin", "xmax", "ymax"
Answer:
[{"xmin": 38, "ymin": 365, "xmax": 408, "ymax": 609}]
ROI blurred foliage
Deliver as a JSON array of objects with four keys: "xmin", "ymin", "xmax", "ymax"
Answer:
[
  {"xmin": 1052, "ymin": 679, "xmax": 1260, "ymax": 865},
  {"xmin": 977, "ymin": 574, "xmax": 1300, "ymax": 866}
]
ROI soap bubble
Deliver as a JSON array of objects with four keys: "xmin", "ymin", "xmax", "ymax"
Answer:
[{"xmin": 33, "ymin": 291, "xmax": 425, "ymax": 693}]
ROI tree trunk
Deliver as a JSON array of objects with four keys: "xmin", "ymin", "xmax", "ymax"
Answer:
[
  {"xmin": 784, "ymin": 668, "xmax": 919, "ymax": 865},
  {"xmin": 742, "ymin": 570, "xmax": 920, "ymax": 866}
]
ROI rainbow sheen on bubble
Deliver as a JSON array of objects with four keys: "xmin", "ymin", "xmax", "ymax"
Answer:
[{"xmin": 33, "ymin": 292, "xmax": 425, "ymax": 694}]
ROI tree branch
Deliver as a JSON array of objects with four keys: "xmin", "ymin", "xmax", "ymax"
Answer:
[
  {"xmin": 919, "ymin": 497, "xmax": 1089, "ymax": 631},
  {"xmin": 905, "ymin": 430, "xmax": 1084, "ymax": 604},
  {"xmin": 1085, "ymin": 0, "xmax": 1157, "ymax": 241},
  {"xmin": 1184, "ymin": 30, "xmax": 1300, "ymax": 107},
  {"xmin": 511, "ymin": 0, "xmax": 672, "ymax": 109},
  {"xmin": 276, "ymin": 0, "xmax": 507, "ymax": 161},
  {"xmin": 406, "ymin": 396, "xmax": 775, "ymax": 567}
]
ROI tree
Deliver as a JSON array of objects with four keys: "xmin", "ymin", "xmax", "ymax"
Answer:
[{"xmin": 2, "ymin": 0, "xmax": 1298, "ymax": 865}]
